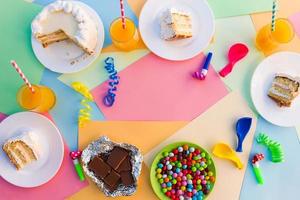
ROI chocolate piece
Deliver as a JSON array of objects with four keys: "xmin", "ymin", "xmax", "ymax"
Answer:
[
  {"xmin": 104, "ymin": 170, "xmax": 121, "ymax": 191},
  {"xmin": 88, "ymin": 156, "xmax": 111, "ymax": 179},
  {"xmin": 107, "ymin": 147, "xmax": 129, "ymax": 170},
  {"xmin": 116, "ymin": 156, "xmax": 132, "ymax": 173},
  {"xmin": 99, "ymin": 153, "xmax": 109, "ymax": 161},
  {"xmin": 120, "ymin": 171, "xmax": 135, "ymax": 186}
]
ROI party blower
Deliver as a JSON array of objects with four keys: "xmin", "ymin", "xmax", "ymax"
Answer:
[
  {"xmin": 235, "ymin": 117, "xmax": 252, "ymax": 152},
  {"xmin": 251, "ymin": 153, "xmax": 265, "ymax": 185},
  {"xmin": 213, "ymin": 143, "xmax": 243, "ymax": 169}
]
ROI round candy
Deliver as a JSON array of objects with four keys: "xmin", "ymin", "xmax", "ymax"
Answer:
[
  {"xmin": 155, "ymin": 144, "xmax": 215, "ymax": 200},
  {"xmin": 167, "ymin": 182, "xmax": 172, "ymax": 187},
  {"xmin": 178, "ymin": 146, "xmax": 183, "ymax": 152},
  {"xmin": 189, "ymin": 147, "xmax": 195, "ymax": 152}
]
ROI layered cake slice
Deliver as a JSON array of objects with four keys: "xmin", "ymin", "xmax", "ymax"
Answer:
[
  {"xmin": 31, "ymin": 0, "xmax": 98, "ymax": 55},
  {"xmin": 160, "ymin": 8, "xmax": 192, "ymax": 41},
  {"xmin": 268, "ymin": 73, "xmax": 300, "ymax": 107},
  {"xmin": 2, "ymin": 131, "xmax": 39, "ymax": 170}
]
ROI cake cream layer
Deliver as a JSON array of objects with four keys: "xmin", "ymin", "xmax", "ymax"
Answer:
[
  {"xmin": 2, "ymin": 131, "xmax": 39, "ymax": 170},
  {"xmin": 268, "ymin": 73, "xmax": 300, "ymax": 107},
  {"xmin": 160, "ymin": 8, "xmax": 192, "ymax": 40},
  {"xmin": 31, "ymin": 0, "xmax": 98, "ymax": 54}
]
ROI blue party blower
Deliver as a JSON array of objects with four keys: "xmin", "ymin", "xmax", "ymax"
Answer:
[{"xmin": 236, "ymin": 117, "xmax": 252, "ymax": 152}]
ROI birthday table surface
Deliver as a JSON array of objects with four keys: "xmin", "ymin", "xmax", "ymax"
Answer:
[{"xmin": 0, "ymin": 0, "xmax": 300, "ymax": 199}]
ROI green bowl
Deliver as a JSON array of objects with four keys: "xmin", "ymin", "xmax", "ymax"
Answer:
[{"xmin": 150, "ymin": 142, "xmax": 216, "ymax": 200}]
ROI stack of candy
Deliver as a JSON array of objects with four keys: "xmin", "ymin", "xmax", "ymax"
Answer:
[{"xmin": 155, "ymin": 144, "xmax": 215, "ymax": 200}]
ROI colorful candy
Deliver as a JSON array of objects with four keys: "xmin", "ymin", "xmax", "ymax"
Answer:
[{"xmin": 155, "ymin": 144, "xmax": 215, "ymax": 199}]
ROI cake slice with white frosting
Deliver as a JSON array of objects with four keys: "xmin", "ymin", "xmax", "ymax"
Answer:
[
  {"xmin": 31, "ymin": 0, "xmax": 98, "ymax": 55},
  {"xmin": 2, "ymin": 131, "xmax": 40, "ymax": 170},
  {"xmin": 268, "ymin": 73, "xmax": 300, "ymax": 107},
  {"xmin": 160, "ymin": 8, "xmax": 192, "ymax": 41}
]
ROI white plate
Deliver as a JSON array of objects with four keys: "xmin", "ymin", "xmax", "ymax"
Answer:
[
  {"xmin": 0, "ymin": 112, "xmax": 64, "ymax": 187},
  {"xmin": 31, "ymin": 1, "xmax": 105, "ymax": 74},
  {"xmin": 139, "ymin": 0, "xmax": 214, "ymax": 61},
  {"xmin": 251, "ymin": 52, "xmax": 300, "ymax": 127}
]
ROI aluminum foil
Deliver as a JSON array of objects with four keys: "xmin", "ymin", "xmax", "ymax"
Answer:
[{"xmin": 81, "ymin": 136, "xmax": 143, "ymax": 197}]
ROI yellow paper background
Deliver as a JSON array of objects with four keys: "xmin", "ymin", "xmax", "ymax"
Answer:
[{"xmin": 144, "ymin": 91, "xmax": 257, "ymax": 200}]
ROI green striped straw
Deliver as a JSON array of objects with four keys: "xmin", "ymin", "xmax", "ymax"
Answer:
[{"xmin": 271, "ymin": 0, "xmax": 277, "ymax": 32}]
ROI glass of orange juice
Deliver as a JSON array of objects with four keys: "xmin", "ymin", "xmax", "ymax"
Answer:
[
  {"xmin": 110, "ymin": 17, "xmax": 140, "ymax": 51},
  {"xmin": 17, "ymin": 84, "xmax": 56, "ymax": 113},
  {"xmin": 255, "ymin": 18, "xmax": 294, "ymax": 54}
]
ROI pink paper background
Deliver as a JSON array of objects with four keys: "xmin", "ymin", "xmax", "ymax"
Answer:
[
  {"xmin": 0, "ymin": 113, "xmax": 88, "ymax": 199},
  {"xmin": 289, "ymin": 12, "xmax": 300, "ymax": 38},
  {"xmin": 92, "ymin": 53, "xmax": 228, "ymax": 120}
]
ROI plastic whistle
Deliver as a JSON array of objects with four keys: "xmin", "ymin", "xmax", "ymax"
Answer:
[
  {"xmin": 251, "ymin": 153, "xmax": 264, "ymax": 185},
  {"xmin": 70, "ymin": 151, "xmax": 85, "ymax": 181},
  {"xmin": 194, "ymin": 52, "xmax": 213, "ymax": 80},
  {"xmin": 252, "ymin": 162, "xmax": 264, "ymax": 184}
]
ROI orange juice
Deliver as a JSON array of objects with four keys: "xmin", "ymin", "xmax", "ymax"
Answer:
[
  {"xmin": 255, "ymin": 18, "xmax": 294, "ymax": 54},
  {"xmin": 110, "ymin": 17, "xmax": 140, "ymax": 51},
  {"xmin": 17, "ymin": 84, "xmax": 56, "ymax": 113}
]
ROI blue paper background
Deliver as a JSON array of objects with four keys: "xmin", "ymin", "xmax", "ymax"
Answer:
[
  {"xmin": 240, "ymin": 117, "xmax": 300, "ymax": 199},
  {"xmin": 40, "ymin": 69, "xmax": 104, "ymax": 151}
]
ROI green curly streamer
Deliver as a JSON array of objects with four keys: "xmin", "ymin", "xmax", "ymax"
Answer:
[{"xmin": 256, "ymin": 133, "xmax": 284, "ymax": 163}]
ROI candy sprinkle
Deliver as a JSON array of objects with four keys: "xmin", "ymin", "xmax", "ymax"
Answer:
[{"xmin": 156, "ymin": 144, "xmax": 215, "ymax": 199}]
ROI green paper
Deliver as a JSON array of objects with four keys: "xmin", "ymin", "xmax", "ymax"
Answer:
[
  {"xmin": 207, "ymin": 0, "xmax": 273, "ymax": 18},
  {"xmin": 0, "ymin": 0, "xmax": 43, "ymax": 115},
  {"xmin": 205, "ymin": 15, "xmax": 263, "ymax": 113},
  {"xmin": 59, "ymin": 49, "xmax": 149, "ymax": 90}
]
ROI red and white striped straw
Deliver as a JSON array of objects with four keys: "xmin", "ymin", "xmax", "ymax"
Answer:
[
  {"xmin": 120, "ymin": 0, "xmax": 126, "ymax": 29},
  {"xmin": 10, "ymin": 60, "xmax": 35, "ymax": 93}
]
